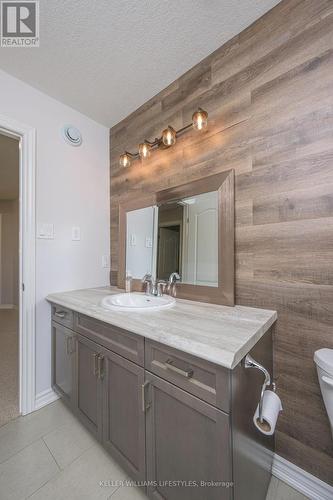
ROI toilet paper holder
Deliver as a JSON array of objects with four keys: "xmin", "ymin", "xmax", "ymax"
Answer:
[{"xmin": 244, "ymin": 354, "xmax": 275, "ymax": 423}]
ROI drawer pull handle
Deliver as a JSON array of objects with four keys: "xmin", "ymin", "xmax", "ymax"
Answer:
[
  {"xmin": 55, "ymin": 311, "xmax": 66, "ymax": 319},
  {"xmin": 165, "ymin": 359, "xmax": 194, "ymax": 379},
  {"xmin": 322, "ymin": 375, "xmax": 333, "ymax": 388}
]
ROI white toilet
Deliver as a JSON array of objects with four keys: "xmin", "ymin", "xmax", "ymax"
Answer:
[{"xmin": 314, "ymin": 348, "xmax": 333, "ymax": 438}]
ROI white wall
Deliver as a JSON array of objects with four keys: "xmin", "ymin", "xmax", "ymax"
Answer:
[{"xmin": 0, "ymin": 69, "xmax": 110, "ymax": 396}]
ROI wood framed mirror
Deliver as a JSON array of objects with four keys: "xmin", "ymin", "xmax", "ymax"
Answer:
[{"xmin": 118, "ymin": 169, "xmax": 234, "ymax": 306}]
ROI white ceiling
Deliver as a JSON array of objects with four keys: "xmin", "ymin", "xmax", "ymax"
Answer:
[
  {"xmin": 0, "ymin": 0, "xmax": 280, "ymax": 127},
  {"xmin": 0, "ymin": 134, "xmax": 19, "ymax": 200}
]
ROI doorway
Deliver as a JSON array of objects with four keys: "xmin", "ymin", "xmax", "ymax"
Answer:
[
  {"xmin": 0, "ymin": 133, "xmax": 20, "ymax": 426},
  {"xmin": 157, "ymin": 225, "xmax": 181, "ymax": 280},
  {"xmin": 0, "ymin": 114, "xmax": 36, "ymax": 419},
  {"xmin": 157, "ymin": 203, "xmax": 183, "ymax": 280}
]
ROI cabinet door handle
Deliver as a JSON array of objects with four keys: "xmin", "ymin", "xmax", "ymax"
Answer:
[
  {"xmin": 92, "ymin": 353, "xmax": 98, "ymax": 376},
  {"xmin": 164, "ymin": 359, "xmax": 194, "ymax": 379},
  {"xmin": 70, "ymin": 336, "xmax": 75, "ymax": 354},
  {"xmin": 55, "ymin": 311, "xmax": 66, "ymax": 319},
  {"xmin": 98, "ymin": 355, "xmax": 104, "ymax": 379},
  {"xmin": 67, "ymin": 336, "xmax": 75, "ymax": 355},
  {"xmin": 66, "ymin": 337, "xmax": 71, "ymax": 355},
  {"xmin": 141, "ymin": 381, "xmax": 150, "ymax": 412}
]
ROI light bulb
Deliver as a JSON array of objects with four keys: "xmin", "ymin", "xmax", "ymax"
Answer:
[
  {"xmin": 192, "ymin": 108, "xmax": 208, "ymax": 131},
  {"xmin": 119, "ymin": 153, "xmax": 131, "ymax": 168},
  {"xmin": 139, "ymin": 142, "xmax": 151, "ymax": 159},
  {"xmin": 162, "ymin": 126, "xmax": 176, "ymax": 147}
]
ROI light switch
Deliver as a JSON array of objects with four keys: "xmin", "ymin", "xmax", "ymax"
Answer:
[
  {"xmin": 72, "ymin": 226, "xmax": 81, "ymax": 241},
  {"xmin": 145, "ymin": 236, "xmax": 153, "ymax": 248},
  {"xmin": 130, "ymin": 234, "xmax": 136, "ymax": 246},
  {"xmin": 37, "ymin": 223, "xmax": 54, "ymax": 239}
]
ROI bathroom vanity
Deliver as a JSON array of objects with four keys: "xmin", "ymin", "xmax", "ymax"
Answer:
[{"xmin": 47, "ymin": 287, "xmax": 277, "ymax": 500}]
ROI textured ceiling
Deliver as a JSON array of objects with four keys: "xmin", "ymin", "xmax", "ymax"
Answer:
[
  {"xmin": 0, "ymin": 0, "xmax": 280, "ymax": 126},
  {"xmin": 0, "ymin": 134, "xmax": 19, "ymax": 200}
]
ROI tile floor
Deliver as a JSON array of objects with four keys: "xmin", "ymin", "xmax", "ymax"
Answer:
[
  {"xmin": 0, "ymin": 400, "xmax": 310, "ymax": 500},
  {"xmin": 0, "ymin": 309, "xmax": 19, "ymax": 427}
]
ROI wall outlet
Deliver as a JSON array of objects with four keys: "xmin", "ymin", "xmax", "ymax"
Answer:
[
  {"xmin": 72, "ymin": 226, "xmax": 81, "ymax": 241},
  {"xmin": 37, "ymin": 223, "xmax": 54, "ymax": 239},
  {"xmin": 101, "ymin": 255, "xmax": 110, "ymax": 268}
]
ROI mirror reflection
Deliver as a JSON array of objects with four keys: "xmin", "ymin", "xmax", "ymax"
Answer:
[
  {"xmin": 125, "ymin": 191, "xmax": 219, "ymax": 288},
  {"xmin": 157, "ymin": 191, "xmax": 218, "ymax": 287},
  {"xmin": 126, "ymin": 206, "xmax": 157, "ymax": 280}
]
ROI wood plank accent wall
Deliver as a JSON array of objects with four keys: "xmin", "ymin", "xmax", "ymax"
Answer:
[{"xmin": 110, "ymin": 0, "xmax": 333, "ymax": 484}]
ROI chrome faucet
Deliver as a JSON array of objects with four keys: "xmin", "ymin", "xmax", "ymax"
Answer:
[
  {"xmin": 156, "ymin": 280, "xmax": 167, "ymax": 297},
  {"xmin": 142, "ymin": 273, "xmax": 154, "ymax": 295},
  {"xmin": 168, "ymin": 272, "xmax": 181, "ymax": 296},
  {"xmin": 169, "ymin": 272, "xmax": 181, "ymax": 284},
  {"xmin": 142, "ymin": 274, "xmax": 167, "ymax": 297}
]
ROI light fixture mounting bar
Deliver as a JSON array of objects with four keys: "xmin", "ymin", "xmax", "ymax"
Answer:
[
  {"xmin": 175, "ymin": 123, "xmax": 193, "ymax": 136},
  {"xmin": 119, "ymin": 108, "xmax": 208, "ymax": 167}
]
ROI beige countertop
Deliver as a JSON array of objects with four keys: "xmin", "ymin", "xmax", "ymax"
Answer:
[{"xmin": 47, "ymin": 286, "xmax": 277, "ymax": 370}]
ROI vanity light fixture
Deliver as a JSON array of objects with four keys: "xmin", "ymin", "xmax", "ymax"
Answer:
[
  {"xmin": 192, "ymin": 108, "xmax": 208, "ymax": 131},
  {"xmin": 138, "ymin": 141, "xmax": 151, "ymax": 159},
  {"xmin": 119, "ymin": 107, "xmax": 208, "ymax": 167},
  {"xmin": 162, "ymin": 126, "xmax": 177, "ymax": 147},
  {"xmin": 119, "ymin": 152, "xmax": 132, "ymax": 168}
]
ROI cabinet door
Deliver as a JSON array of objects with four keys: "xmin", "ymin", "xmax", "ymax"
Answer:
[
  {"xmin": 146, "ymin": 372, "xmax": 232, "ymax": 500},
  {"xmin": 102, "ymin": 348, "xmax": 146, "ymax": 482},
  {"xmin": 74, "ymin": 333, "xmax": 103, "ymax": 440},
  {"xmin": 52, "ymin": 322, "xmax": 75, "ymax": 408}
]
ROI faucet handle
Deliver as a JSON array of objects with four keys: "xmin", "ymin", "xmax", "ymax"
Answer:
[{"xmin": 142, "ymin": 273, "xmax": 152, "ymax": 283}]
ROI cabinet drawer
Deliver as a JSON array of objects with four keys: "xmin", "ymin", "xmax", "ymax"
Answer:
[
  {"xmin": 74, "ymin": 313, "xmax": 144, "ymax": 367},
  {"xmin": 51, "ymin": 303, "xmax": 74, "ymax": 329},
  {"xmin": 145, "ymin": 340, "xmax": 230, "ymax": 412}
]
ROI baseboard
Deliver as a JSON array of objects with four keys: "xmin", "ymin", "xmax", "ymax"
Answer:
[
  {"xmin": 34, "ymin": 388, "xmax": 59, "ymax": 411},
  {"xmin": 272, "ymin": 454, "xmax": 333, "ymax": 500}
]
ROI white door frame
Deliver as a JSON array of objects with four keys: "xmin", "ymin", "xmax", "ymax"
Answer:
[{"xmin": 0, "ymin": 114, "xmax": 36, "ymax": 415}]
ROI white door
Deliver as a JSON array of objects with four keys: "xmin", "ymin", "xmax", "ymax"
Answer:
[{"xmin": 182, "ymin": 192, "xmax": 218, "ymax": 287}]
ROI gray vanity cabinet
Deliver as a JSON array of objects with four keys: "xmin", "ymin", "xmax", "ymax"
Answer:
[
  {"xmin": 50, "ymin": 302, "xmax": 274, "ymax": 500},
  {"xmin": 74, "ymin": 333, "xmax": 103, "ymax": 440},
  {"xmin": 101, "ymin": 347, "xmax": 146, "ymax": 482},
  {"xmin": 51, "ymin": 322, "xmax": 75, "ymax": 408},
  {"xmin": 145, "ymin": 372, "xmax": 232, "ymax": 500}
]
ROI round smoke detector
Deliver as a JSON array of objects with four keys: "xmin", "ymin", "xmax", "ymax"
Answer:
[{"xmin": 62, "ymin": 125, "xmax": 82, "ymax": 146}]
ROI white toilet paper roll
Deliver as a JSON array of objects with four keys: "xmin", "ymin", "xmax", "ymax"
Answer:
[{"xmin": 253, "ymin": 390, "xmax": 283, "ymax": 436}]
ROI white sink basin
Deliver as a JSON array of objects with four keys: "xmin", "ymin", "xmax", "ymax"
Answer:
[{"xmin": 101, "ymin": 292, "xmax": 175, "ymax": 311}]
